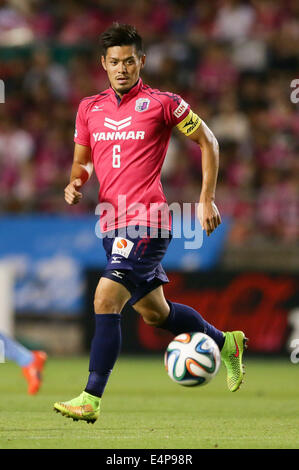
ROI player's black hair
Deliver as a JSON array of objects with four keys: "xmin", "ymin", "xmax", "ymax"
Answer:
[{"xmin": 100, "ymin": 23, "xmax": 144, "ymax": 57}]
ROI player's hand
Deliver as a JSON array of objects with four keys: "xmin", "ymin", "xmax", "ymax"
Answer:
[
  {"xmin": 64, "ymin": 178, "xmax": 83, "ymax": 205},
  {"xmin": 197, "ymin": 201, "xmax": 221, "ymax": 236}
]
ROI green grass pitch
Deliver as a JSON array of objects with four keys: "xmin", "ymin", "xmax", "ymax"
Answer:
[{"xmin": 0, "ymin": 356, "xmax": 298, "ymax": 449}]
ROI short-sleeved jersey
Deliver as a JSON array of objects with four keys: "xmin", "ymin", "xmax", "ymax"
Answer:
[{"xmin": 74, "ymin": 78, "xmax": 201, "ymax": 232}]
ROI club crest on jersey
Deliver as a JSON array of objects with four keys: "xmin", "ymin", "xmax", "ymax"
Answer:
[{"xmin": 135, "ymin": 98, "xmax": 150, "ymax": 112}]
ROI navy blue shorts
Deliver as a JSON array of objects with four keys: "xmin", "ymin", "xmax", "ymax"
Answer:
[{"xmin": 101, "ymin": 226, "xmax": 172, "ymax": 305}]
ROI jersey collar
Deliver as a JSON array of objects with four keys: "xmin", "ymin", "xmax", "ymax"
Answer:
[{"xmin": 110, "ymin": 78, "xmax": 142, "ymax": 105}]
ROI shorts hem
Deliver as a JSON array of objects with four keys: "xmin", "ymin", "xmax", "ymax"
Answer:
[
  {"xmin": 101, "ymin": 271, "xmax": 135, "ymax": 294},
  {"xmin": 129, "ymin": 277, "xmax": 169, "ymax": 305}
]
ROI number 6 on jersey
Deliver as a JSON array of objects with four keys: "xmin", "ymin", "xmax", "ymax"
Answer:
[{"xmin": 112, "ymin": 144, "xmax": 121, "ymax": 168}]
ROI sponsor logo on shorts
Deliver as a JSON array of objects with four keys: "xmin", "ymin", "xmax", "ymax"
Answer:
[
  {"xmin": 112, "ymin": 237, "xmax": 134, "ymax": 258},
  {"xmin": 111, "ymin": 256, "xmax": 122, "ymax": 264},
  {"xmin": 111, "ymin": 270, "xmax": 125, "ymax": 279},
  {"xmin": 173, "ymin": 99, "xmax": 188, "ymax": 118},
  {"xmin": 117, "ymin": 239, "xmax": 127, "ymax": 248}
]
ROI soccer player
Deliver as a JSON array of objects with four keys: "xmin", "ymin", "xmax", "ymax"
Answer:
[
  {"xmin": 54, "ymin": 23, "xmax": 247, "ymax": 423},
  {"xmin": 0, "ymin": 332, "xmax": 47, "ymax": 394}
]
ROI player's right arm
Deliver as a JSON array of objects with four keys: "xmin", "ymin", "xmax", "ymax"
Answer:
[
  {"xmin": 65, "ymin": 97, "xmax": 93, "ymax": 205},
  {"xmin": 64, "ymin": 143, "xmax": 93, "ymax": 205}
]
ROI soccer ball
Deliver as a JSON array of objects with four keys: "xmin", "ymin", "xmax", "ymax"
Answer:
[{"xmin": 164, "ymin": 332, "xmax": 221, "ymax": 387}]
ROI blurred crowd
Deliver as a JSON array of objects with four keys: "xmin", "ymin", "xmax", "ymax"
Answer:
[{"xmin": 0, "ymin": 0, "xmax": 298, "ymax": 244}]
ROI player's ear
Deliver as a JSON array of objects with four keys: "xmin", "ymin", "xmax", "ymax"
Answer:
[
  {"xmin": 101, "ymin": 55, "xmax": 107, "ymax": 71},
  {"xmin": 140, "ymin": 54, "xmax": 146, "ymax": 70}
]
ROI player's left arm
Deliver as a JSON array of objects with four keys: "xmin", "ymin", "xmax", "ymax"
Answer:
[
  {"xmin": 184, "ymin": 118, "xmax": 221, "ymax": 236},
  {"xmin": 165, "ymin": 95, "xmax": 221, "ymax": 236}
]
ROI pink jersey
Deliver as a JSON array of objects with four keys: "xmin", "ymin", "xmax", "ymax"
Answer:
[{"xmin": 74, "ymin": 78, "xmax": 198, "ymax": 232}]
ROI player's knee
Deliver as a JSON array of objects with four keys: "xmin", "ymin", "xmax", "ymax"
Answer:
[
  {"xmin": 94, "ymin": 296, "xmax": 122, "ymax": 314},
  {"xmin": 136, "ymin": 306, "xmax": 167, "ymax": 327}
]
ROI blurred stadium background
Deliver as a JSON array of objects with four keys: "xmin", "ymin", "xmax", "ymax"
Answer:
[{"xmin": 0, "ymin": 0, "xmax": 298, "ymax": 358}]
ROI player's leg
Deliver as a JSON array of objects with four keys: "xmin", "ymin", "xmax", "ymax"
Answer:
[
  {"xmin": 0, "ymin": 332, "xmax": 34, "ymax": 366},
  {"xmin": 133, "ymin": 286, "xmax": 225, "ymax": 349},
  {"xmin": 0, "ymin": 332, "xmax": 47, "ymax": 395},
  {"xmin": 85, "ymin": 277, "xmax": 130, "ymax": 398},
  {"xmin": 133, "ymin": 286, "xmax": 248, "ymax": 392},
  {"xmin": 54, "ymin": 277, "xmax": 130, "ymax": 423}
]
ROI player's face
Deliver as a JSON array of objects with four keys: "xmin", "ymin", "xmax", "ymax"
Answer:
[{"xmin": 101, "ymin": 45, "xmax": 145, "ymax": 97}]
